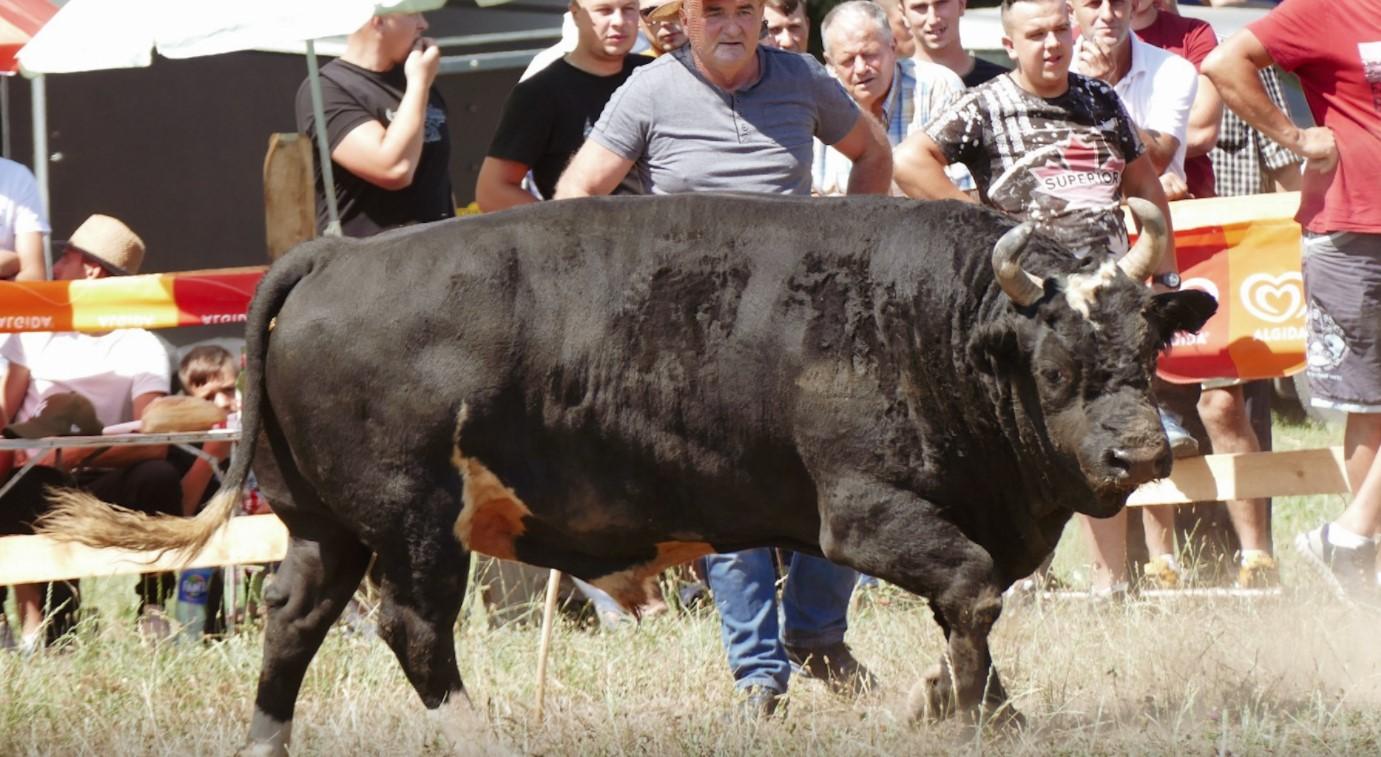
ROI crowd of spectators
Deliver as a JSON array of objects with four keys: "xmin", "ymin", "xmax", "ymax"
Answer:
[{"xmin": 2, "ymin": 0, "xmax": 1378, "ymax": 714}]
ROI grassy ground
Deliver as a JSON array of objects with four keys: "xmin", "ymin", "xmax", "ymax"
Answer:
[{"xmin": 3, "ymin": 418, "xmax": 1378, "ymax": 755}]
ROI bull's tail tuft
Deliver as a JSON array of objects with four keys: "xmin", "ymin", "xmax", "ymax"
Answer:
[
  {"xmin": 34, "ymin": 242, "xmax": 322, "ymax": 563},
  {"xmin": 36, "ymin": 484, "xmax": 240, "ymax": 562}
]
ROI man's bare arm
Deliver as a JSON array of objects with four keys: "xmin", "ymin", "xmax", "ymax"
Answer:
[
  {"xmin": 1137, "ymin": 128, "xmax": 1182, "ymax": 175},
  {"xmin": 1184, "ymin": 75, "xmax": 1223, "ymax": 158},
  {"xmin": 554, "ymin": 141, "xmax": 636, "ymax": 200},
  {"xmin": 1203, "ymin": 30, "xmax": 1336, "ymax": 171},
  {"xmin": 829, "ymin": 114, "xmax": 893, "ymax": 196},
  {"xmin": 331, "ymin": 41, "xmax": 441, "ymax": 190},
  {"xmin": 894, "ymin": 132, "xmax": 972, "ymax": 202},
  {"xmin": 476, "ymin": 157, "xmax": 540, "ymax": 211}
]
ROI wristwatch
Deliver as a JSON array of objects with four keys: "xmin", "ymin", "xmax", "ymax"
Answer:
[{"xmin": 1152, "ymin": 272, "xmax": 1181, "ymax": 290}]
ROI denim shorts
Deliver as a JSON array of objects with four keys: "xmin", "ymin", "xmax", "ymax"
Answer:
[{"xmin": 1301, "ymin": 231, "xmax": 1381, "ymax": 412}]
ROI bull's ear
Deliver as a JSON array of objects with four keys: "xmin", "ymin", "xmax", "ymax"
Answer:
[
  {"xmin": 968, "ymin": 319, "xmax": 1022, "ymax": 374},
  {"xmin": 1146, "ymin": 290, "xmax": 1218, "ymax": 350}
]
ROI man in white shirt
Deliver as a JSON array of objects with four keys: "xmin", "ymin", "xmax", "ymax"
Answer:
[
  {"xmin": 0, "ymin": 157, "xmax": 48, "ymax": 281},
  {"xmin": 1068, "ymin": 0, "xmax": 1197, "ymax": 594},
  {"xmin": 1070, "ymin": 0, "xmax": 1197, "ymax": 192},
  {"xmin": 0, "ymin": 215, "xmax": 181, "ymax": 651}
]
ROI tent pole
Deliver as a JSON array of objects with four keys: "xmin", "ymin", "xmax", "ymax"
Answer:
[
  {"xmin": 31, "ymin": 73, "xmax": 50, "ymax": 276},
  {"xmin": 305, "ymin": 40, "xmax": 341, "ymax": 237},
  {"xmin": 2, "ymin": 76, "xmax": 10, "ymax": 159}
]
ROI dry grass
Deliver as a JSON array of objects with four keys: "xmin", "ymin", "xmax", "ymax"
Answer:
[{"xmin": 3, "ymin": 417, "xmax": 1378, "ymax": 755}]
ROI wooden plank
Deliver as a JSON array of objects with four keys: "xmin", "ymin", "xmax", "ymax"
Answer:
[
  {"xmin": 0, "ymin": 513, "xmax": 288, "ymax": 585},
  {"xmin": 263, "ymin": 132, "xmax": 316, "ymax": 261},
  {"xmin": 1127, "ymin": 446, "xmax": 1348, "ymax": 506},
  {"xmin": 0, "ymin": 447, "xmax": 1348, "ymax": 584}
]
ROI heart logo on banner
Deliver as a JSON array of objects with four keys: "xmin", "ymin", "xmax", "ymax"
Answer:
[{"xmin": 1240, "ymin": 272, "xmax": 1304, "ymax": 324}]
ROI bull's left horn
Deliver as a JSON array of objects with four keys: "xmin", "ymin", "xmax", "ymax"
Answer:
[
  {"xmin": 992, "ymin": 222, "xmax": 1044, "ymax": 307},
  {"xmin": 1118, "ymin": 198, "xmax": 1168, "ymax": 282}
]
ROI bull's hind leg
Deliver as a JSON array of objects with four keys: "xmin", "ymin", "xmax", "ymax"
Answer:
[
  {"xmin": 368, "ymin": 483, "xmax": 485, "ymax": 748},
  {"xmin": 815, "ymin": 477, "xmax": 1019, "ymax": 726},
  {"xmin": 244, "ymin": 532, "xmax": 372, "ymax": 757}
]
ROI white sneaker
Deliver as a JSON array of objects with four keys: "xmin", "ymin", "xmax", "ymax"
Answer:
[{"xmin": 1294, "ymin": 524, "xmax": 1379, "ymax": 604}]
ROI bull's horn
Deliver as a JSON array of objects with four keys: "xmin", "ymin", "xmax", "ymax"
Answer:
[
  {"xmin": 1118, "ymin": 198, "xmax": 1168, "ymax": 282},
  {"xmin": 992, "ymin": 222, "xmax": 1044, "ymax": 307}
]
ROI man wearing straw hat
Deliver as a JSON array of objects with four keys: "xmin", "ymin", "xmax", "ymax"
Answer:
[{"xmin": 0, "ymin": 215, "xmax": 183, "ymax": 651}]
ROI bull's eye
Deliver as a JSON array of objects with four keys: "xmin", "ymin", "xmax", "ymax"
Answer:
[{"xmin": 1041, "ymin": 367, "xmax": 1068, "ymax": 386}]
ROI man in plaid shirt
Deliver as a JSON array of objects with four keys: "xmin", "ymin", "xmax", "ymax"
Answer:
[{"xmin": 1211, "ymin": 66, "xmax": 1302, "ymax": 197}]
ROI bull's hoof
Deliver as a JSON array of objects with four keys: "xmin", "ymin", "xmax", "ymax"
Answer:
[
  {"xmin": 235, "ymin": 742, "xmax": 289, "ymax": 757},
  {"xmin": 973, "ymin": 701, "xmax": 1026, "ymax": 732},
  {"xmin": 906, "ymin": 663, "xmax": 954, "ymax": 723}
]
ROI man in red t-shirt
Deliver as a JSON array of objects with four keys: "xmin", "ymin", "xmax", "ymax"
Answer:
[
  {"xmin": 1205, "ymin": 0, "xmax": 1381, "ymax": 602},
  {"xmin": 1132, "ymin": 0, "xmax": 1221, "ymax": 199}
]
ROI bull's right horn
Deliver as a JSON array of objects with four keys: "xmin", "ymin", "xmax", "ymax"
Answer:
[
  {"xmin": 992, "ymin": 222, "xmax": 1044, "ymax": 308},
  {"xmin": 1118, "ymin": 197, "xmax": 1168, "ymax": 281}
]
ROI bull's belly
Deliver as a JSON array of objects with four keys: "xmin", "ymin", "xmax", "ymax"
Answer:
[{"xmin": 449, "ymin": 419, "xmax": 819, "ymax": 610}]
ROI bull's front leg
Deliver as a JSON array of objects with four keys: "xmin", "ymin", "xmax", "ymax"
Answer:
[{"xmin": 814, "ymin": 474, "xmax": 1021, "ymax": 727}]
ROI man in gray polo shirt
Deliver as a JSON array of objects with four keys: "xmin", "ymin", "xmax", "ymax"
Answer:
[
  {"xmin": 556, "ymin": 0, "xmax": 892, "ymax": 720},
  {"xmin": 555, "ymin": 0, "xmax": 891, "ymax": 197}
]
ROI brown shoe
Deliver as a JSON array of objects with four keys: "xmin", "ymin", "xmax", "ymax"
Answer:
[{"xmin": 785, "ymin": 642, "xmax": 878, "ymax": 697}]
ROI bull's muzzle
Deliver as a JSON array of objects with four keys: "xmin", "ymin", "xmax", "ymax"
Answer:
[{"xmin": 1102, "ymin": 443, "xmax": 1172, "ymax": 486}]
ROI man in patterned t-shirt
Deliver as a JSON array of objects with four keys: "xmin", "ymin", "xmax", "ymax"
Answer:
[{"xmin": 894, "ymin": 0, "xmax": 1172, "ymax": 271}]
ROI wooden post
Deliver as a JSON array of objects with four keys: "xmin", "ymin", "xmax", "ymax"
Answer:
[
  {"xmin": 262, "ymin": 133, "xmax": 316, "ymax": 261},
  {"xmin": 534, "ymin": 568, "xmax": 563, "ymax": 723}
]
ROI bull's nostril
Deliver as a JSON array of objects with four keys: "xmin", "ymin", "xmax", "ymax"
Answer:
[
  {"xmin": 1104, "ymin": 448, "xmax": 1131, "ymax": 478},
  {"xmin": 1154, "ymin": 451, "xmax": 1173, "ymax": 479}
]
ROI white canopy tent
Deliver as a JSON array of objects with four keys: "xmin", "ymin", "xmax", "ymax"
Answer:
[{"xmin": 17, "ymin": 0, "xmax": 446, "ymax": 273}]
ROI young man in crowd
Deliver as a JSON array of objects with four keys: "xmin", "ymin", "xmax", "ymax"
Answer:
[
  {"xmin": 893, "ymin": 0, "xmax": 1177, "ymax": 593},
  {"xmin": 0, "ymin": 215, "xmax": 181, "ymax": 650},
  {"xmin": 476, "ymin": 0, "xmax": 648, "ymax": 209},
  {"xmin": 905, "ymin": 0, "xmax": 1008, "ymax": 88},
  {"xmin": 761, "ymin": 0, "xmax": 810, "ymax": 53},
  {"xmin": 813, "ymin": 0, "xmax": 970, "ymax": 196},
  {"xmin": 1067, "ymin": 0, "xmax": 1198, "ymax": 591},
  {"xmin": 295, "ymin": 12, "xmax": 453, "ymax": 237},
  {"xmin": 1204, "ymin": 0, "xmax": 1381, "ymax": 601},
  {"xmin": 894, "ymin": 0, "xmax": 1170, "ymax": 261},
  {"xmin": 557, "ymin": 0, "xmax": 892, "ymax": 717}
]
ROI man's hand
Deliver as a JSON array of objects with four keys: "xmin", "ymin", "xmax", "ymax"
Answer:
[
  {"xmin": 1296, "ymin": 126, "xmax": 1338, "ymax": 174},
  {"xmin": 203, "ymin": 440, "xmax": 234, "ymax": 462},
  {"xmin": 1077, "ymin": 38, "xmax": 1117, "ymax": 83},
  {"xmin": 1159, "ymin": 172, "xmax": 1188, "ymax": 200},
  {"xmin": 405, "ymin": 38, "xmax": 441, "ymax": 90}
]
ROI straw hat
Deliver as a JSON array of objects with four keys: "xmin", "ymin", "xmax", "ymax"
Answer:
[
  {"xmin": 140, "ymin": 395, "xmax": 228, "ymax": 433},
  {"xmin": 68, "ymin": 214, "xmax": 145, "ymax": 275},
  {"xmin": 2, "ymin": 391, "xmax": 103, "ymax": 438},
  {"xmin": 642, "ymin": 0, "xmax": 681, "ymax": 21}
]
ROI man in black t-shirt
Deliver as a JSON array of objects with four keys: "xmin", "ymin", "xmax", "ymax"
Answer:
[
  {"xmin": 475, "ymin": 0, "xmax": 648, "ymax": 210},
  {"xmin": 295, "ymin": 12, "xmax": 454, "ymax": 238}
]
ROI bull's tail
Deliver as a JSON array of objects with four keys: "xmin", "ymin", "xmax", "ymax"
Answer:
[{"xmin": 36, "ymin": 248, "xmax": 320, "ymax": 561}]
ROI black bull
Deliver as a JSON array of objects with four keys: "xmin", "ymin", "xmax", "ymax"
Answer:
[{"xmin": 42, "ymin": 194, "xmax": 1215, "ymax": 751}]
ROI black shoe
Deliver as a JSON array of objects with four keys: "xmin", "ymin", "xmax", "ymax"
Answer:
[
  {"xmin": 735, "ymin": 685, "xmax": 783, "ymax": 721},
  {"xmin": 785, "ymin": 641, "xmax": 878, "ymax": 697}
]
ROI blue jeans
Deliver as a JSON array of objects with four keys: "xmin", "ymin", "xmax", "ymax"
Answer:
[{"xmin": 704, "ymin": 549, "xmax": 857, "ymax": 694}]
